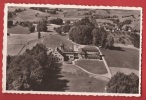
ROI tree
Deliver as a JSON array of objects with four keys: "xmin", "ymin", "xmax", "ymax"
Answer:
[
  {"xmin": 106, "ymin": 72, "xmax": 139, "ymax": 93},
  {"xmin": 91, "ymin": 28, "xmax": 101, "ymax": 46},
  {"xmin": 69, "ymin": 25, "xmax": 94, "ymax": 45},
  {"xmin": 37, "ymin": 22, "xmax": 47, "ymax": 32},
  {"xmin": 65, "ymin": 20, "xmax": 70, "ymax": 24},
  {"xmin": 50, "ymin": 18, "xmax": 63, "ymax": 25},
  {"xmin": 6, "ymin": 43, "xmax": 50, "ymax": 90},
  {"xmin": 73, "ymin": 17, "xmax": 95, "ymax": 27},
  {"xmin": 61, "ymin": 24, "xmax": 71, "ymax": 33},
  {"xmin": 55, "ymin": 27, "xmax": 62, "ymax": 35},
  {"xmin": 131, "ymin": 33, "xmax": 140, "ymax": 48},
  {"xmin": 29, "ymin": 25, "xmax": 35, "ymax": 33},
  {"xmin": 37, "ymin": 22, "xmax": 47, "ymax": 39},
  {"xmin": 105, "ymin": 35, "xmax": 114, "ymax": 49},
  {"xmin": 8, "ymin": 20, "xmax": 13, "ymax": 28},
  {"xmin": 100, "ymin": 27, "xmax": 108, "ymax": 48}
]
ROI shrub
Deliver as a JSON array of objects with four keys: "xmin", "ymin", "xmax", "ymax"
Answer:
[
  {"xmin": 37, "ymin": 22, "xmax": 47, "ymax": 32},
  {"xmin": 8, "ymin": 20, "xmax": 13, "ymax": 28},
  {"xmin": 50, "ymin": 18, "xmax": 63, "ymax": 25},
  {"xmin": 29, "ymin": 25, "xmax": 35, "ymax": 32},
  {"xmin": 106, "ymin": 72, "xmax": 139, "ymax": 93}
]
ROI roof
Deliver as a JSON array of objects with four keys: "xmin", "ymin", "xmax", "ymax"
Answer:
[
  {"xmin": 78, "ymin": 48, "xmax": 85, "ymax": 55},
  {"xmin": 63, "ymin": 48, "xmax": 74, "ymax": 52},
  {"xmin": 82, "ymin": 46, "xmax": 99, "ymax": 52},
  {"xmin": 56, "ymin": 47, "xmax": 64, "ymax": 56},
  {"xmin": 79, "ymin": 51, "xmax": 85, "ymax": 55},
  {"xmin": 86, "ymin": 54, "xmax": 100, "ymax": 59}
]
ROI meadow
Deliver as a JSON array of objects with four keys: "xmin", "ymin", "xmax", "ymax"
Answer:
[
  {"xmin": 100, "ymin": 47, "xmax": 140, "ymax": 70},
  {"xmin": 75, "ymin": 60, "xmax": 108, "ymax": 74}
]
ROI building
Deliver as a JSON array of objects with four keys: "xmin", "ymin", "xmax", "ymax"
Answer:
[{"xmin": 49, "ymin": 43, "xmax": 102, "ymax": 62}]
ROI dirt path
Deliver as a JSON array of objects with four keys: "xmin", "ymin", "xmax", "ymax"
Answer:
[{"xmin": 96, "ymin": 47, "xmax": 112, "ymax": 78}]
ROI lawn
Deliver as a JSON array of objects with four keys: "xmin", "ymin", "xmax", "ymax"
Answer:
[
  {"xmin": 62, "ymin": 72, "xmax": 108, "ymax": 92},
  {"xmin": 61, "ymin": 63, "xmax": 108, "ymax": 92},
  {"xmin": 75, "ymin": 60, "xmax": 108, "ymax": 74},
  {"xmin": 7, "ymin": 44, "xmax": 24, "ymax": 55},
  {"xmin": 43, "ymin": 34, "xmax": 74, "ymax": 49},
  {"xmin": 100, "ymin": 47, "xmax": 140, "ymax": 70},
  {"xmin": 8, "ymin": 25, "xmax": 30, "ymax": 34}
]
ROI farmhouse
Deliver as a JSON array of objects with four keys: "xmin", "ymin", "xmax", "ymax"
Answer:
[{"xmin": 49, "ymin": 43, "xmax": 102, "ymax": 62}]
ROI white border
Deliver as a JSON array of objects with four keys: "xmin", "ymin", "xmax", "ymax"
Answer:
[{"xmin": 3, "ymin": 3, "xmax": 143, "ymax": 97}]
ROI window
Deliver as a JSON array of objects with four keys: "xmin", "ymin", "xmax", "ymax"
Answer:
[{"xmin": 70, "ymin": 56, "xmax": 73, "ymax": 58}]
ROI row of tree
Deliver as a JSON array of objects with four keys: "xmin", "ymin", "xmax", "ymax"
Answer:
[{"xmin": 30, "ymin": 7, "xmax": 59, "ymax": 14}]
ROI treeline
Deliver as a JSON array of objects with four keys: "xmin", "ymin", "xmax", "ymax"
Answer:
[
  {"xmin": 8, "ymin": 20, "xmax": 36, "ymax": 33},
  {"xmin": 30, "ymin": 7, "xmax": 61, "ymax": 14},
  {"xmin": 93, "ymin": 14, "xmax": 118, "ymax": 19},
  {"xmin": 7, "ymin": 44, "xmax": 68, "ymax": 91},
  {"xmin": 69, "ymin": 17, "xmax": 114, "ymax": 49},
  {"xmin": 49, "ymin": 18, "xmax": 63, "ymax": 25},
  {"xmin": 118, "ymin": 19, "xmax": 132, "ymax": 29}
]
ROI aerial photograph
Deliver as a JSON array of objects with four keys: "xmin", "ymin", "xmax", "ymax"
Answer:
[{"xmin": 5, "ymin": 4, "xmax": 141, "ymax": 95}]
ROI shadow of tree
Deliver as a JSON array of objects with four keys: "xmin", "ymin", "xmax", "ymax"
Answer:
[
  {"xmin": 108, "ymin": 46, "xmax": 125, "ymax": 51},
  {"xmin": 40, "ymin": 62, "xmax": 69, "ymax": 91}
]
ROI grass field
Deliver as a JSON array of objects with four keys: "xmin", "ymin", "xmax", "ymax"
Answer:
[
  {"xmin": 8, "ymin": 25, "xmax": 29, "ymax": 34},
  {"xmin": 100, "ymin": 47, "xmax": 140, "ymax": 70},
  {"xmin": 62, "ymin": 72, "xmax": 107, "ymax": 92},
  {"xmin": 7, "ymin": 32, "xmax": 74, "ymax": 55},
  {"xmin": 43, "ymin": 34, "xmax": 74, "ymax": 49},
  {"xmin": 61, "ymin": 63, "xmax": 108, "ymax": 92},
  {"xmin": 7, "ymin": 44, "xmax": 24, "ymax": 55},
  {"xmin": 75, "ymin": 60, "xmax": 108, "ymax": 74}
]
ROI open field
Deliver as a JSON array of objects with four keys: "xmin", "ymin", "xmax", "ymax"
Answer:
[
  {"xmin": 8, "ymin": 25, "xmax": 30, "ymax": 34},
  {"xmin": 61, "ymin": 63, "xmax": 108, "ymax": 92},
  {"xmin": 9, "ymin": 7, "xmax": 82, "ymax": 22},
  {"xmin": 100, "ymin": 47, "xmax": 140, "ymax": 70},
  {"xmin": 43, "ymin": 34, "xmax": 74, "ymax": 49},
  {"xmin": 62, "ymin": 72, "xmax": 108, "ymax": 92},
  {"xmin": 75, "ymin": 60, "xmax": 108, "ymax": 74},
  {"xmin": 7, "ymin": 44, "xmax": 24, "ymax": 55},
  {"xmin": 7, "ymin": 32, "xmax": 74, "ymax": 55},
  {"xmin": 96, "ymin": 19, "xmax": 113, "ymax": 24}
]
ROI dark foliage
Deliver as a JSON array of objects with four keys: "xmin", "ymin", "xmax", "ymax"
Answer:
[
  {"xmin": 118, "ymin": 19, "xmax": 132, "ymax": 29},
  {"xmin": 69, "ymin": 17, "xmax": 114, "ymax": 48},
  {"xmin": 20, "ymin": 21, "xmax": 33, "ymax": 27},
  {"xmin": 73, "ymin": 17, "xmax": 94, "ymax": 27},
  {"xmin": 29, "ymin": 25, "xmax": 35, "ymax": 33},
  {"xmin": 61, "ymin": 24, "xmax": 72, "ymax": 33},
  {"xmin": 131, "ymin": 33, "xmax": 140, "ymax": 48},
  {"xmin": 69, "ymin": 25, "xmax": 94, "ymax": 45},
  {"xmin": 106, "ymin": 72, "xmax": 139, "ymax": 93},
  {"xmin": 50, "ymin": 18, "xmax": 63, "ymax": 25},
  {"xmin": 6, "ymin": 44, "xmax": 68, "ymax": 91},
  {"xmin": 37, "ymin": 22, "xmax": 47, "ymax": 32},
  {"xmin": 8, "ymin": 20, "xmax": 13, "ymax": 28},
  {"xmin": 54, "ymin": 27, "xmax": 62, "ymax": 35}
]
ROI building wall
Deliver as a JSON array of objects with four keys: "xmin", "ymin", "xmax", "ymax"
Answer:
[{"xmin": 51, "ymin": 48, "xmax": 64, "ymax": 62}]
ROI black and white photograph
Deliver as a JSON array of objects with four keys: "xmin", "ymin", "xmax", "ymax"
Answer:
[{"xmin": 3, "ymin": 4, "xmax": 142, "ymax": 96}]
